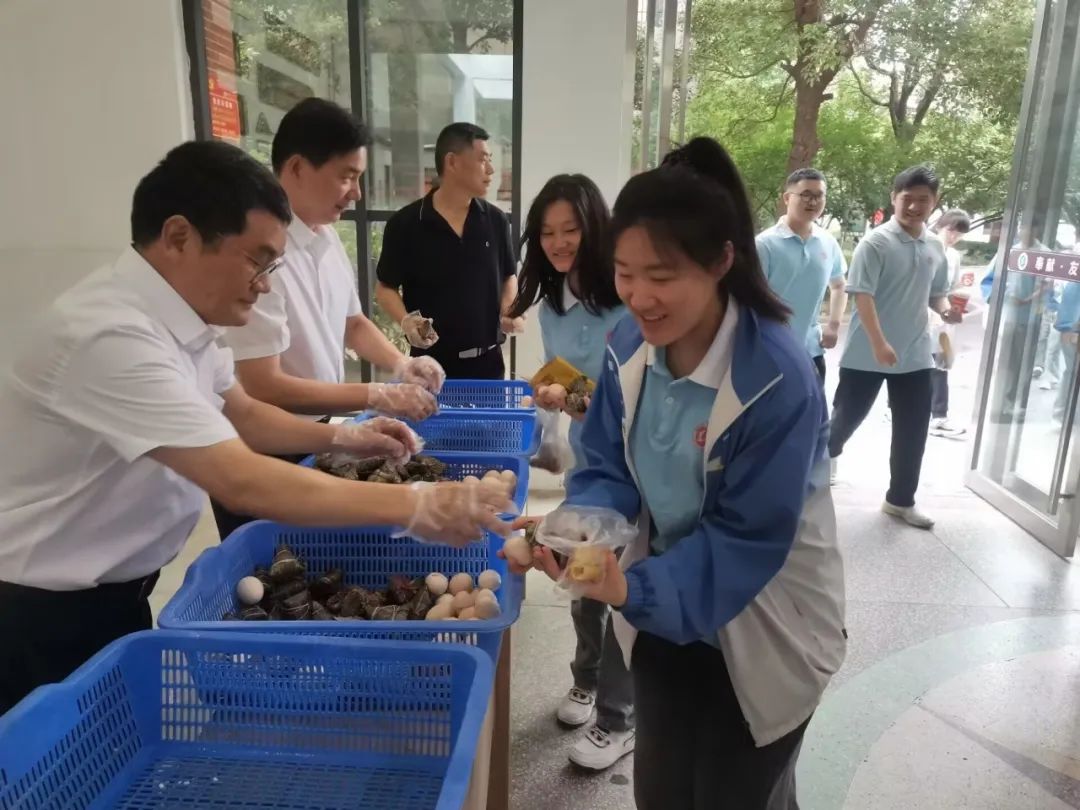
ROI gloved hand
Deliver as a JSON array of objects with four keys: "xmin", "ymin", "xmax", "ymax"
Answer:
[
  {"xmin": 366, "ymin": 383, "xmax": 438, "ymax": 421},
  {"xmin": 401, "ymin": 311, "xmax": 439, "ymax": 349},
  {"xmin": 500, "ymin": 315, "xmax": 526, "ymax": 335},
  {"xmin": 395, "ymin": 480, "xmax": 515, "ymax": 547},
  {"xmin": 393, "ymin": 356, "xmax": 446, "ymax": 394},
  {"xmin": 332, "ymin": 416, "xmax": 421, "ymax": 462}
]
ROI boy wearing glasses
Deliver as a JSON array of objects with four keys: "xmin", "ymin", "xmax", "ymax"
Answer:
[{"xmin": 757, "ymin": 168, "xmax": 848, "ymax": 386}]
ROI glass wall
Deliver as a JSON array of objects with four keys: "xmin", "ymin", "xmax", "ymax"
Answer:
[
  {"xmin": 186, "ymin": 0, "xmax": 521, "ymax": 378},
  {"xmin": 969, "ymin": 0, "xmax": 1080, "ymax": 556}
]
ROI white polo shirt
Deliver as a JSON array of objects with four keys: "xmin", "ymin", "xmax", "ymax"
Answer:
[
  {"xmin": 223, "ymin": 217, "xmax": 363, "ymax": 394},
  {"xmin": 0, "ymin": 248, "xmax": 239, "ymax": 590}
]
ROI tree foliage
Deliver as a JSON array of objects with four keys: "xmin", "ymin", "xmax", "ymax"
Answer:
[{"xmin": 686, "ymin": 0, "xmax": 1035, "ymax": 229}]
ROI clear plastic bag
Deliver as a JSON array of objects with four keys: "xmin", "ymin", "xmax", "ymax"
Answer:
[
  {"xmin": 534, "ymin": 506, "xmax": 638, "ymax": 599},
  {"xmin": 529, "ymin": 407, "xmax": 576, "ymax": 474}
]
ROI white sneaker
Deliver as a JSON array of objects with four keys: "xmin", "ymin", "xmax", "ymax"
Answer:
[
  {"xmin": 557, "ymin": 687, "xmax": 596, "ymax": 727},
  {"xmin": 929, "ymin": 418, "xmax": 967, "ymax": 439},
  {"xmin": 829, "ymin": 458, "xmax": 838, "ymax": 486},
  {"xmin": 882, "ymin": 501, "xmax": 935, "ymax": 529},
  {"xmin": 568, "ymin": 725, "xmax": 635, "ymax": 771}
]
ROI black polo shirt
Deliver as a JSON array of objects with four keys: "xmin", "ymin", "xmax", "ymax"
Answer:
[{"xmin": 376, "ymin": 191, "xmax": 516, "ymax": 359}]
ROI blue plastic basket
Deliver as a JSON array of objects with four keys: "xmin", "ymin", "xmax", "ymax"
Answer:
[
  {"xmin": 437, "ymin": 379, "xmax": 534, "ymax": 411},
  {"xmin": 158, "ymin": 522, "xmax": 523, "ymax": 664},
  {"xmin": 300, "ymin": 450, "xmax": 529, "ymax": 514},
  {"xmin": 0, "ymin": 630, "xmax": 492, "ymax": 810},
  {"xmin": 406, "ymin": 410, "xmax": 538, "ymax": 456}
]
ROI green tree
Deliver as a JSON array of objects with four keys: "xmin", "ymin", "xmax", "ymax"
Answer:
[{"xmin": 849, "ymin": 0, "xmax": 1032, "ymax": 149}]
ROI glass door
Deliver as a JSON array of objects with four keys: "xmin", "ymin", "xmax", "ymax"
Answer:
[{"xmin": 969, "ymin": 0, "xmax": 1080, "ymax": 557}]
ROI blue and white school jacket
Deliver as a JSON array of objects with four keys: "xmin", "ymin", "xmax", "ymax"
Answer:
[{"xmin": 565, "ymin": 304, "xmax": 847, "ymax": 746}]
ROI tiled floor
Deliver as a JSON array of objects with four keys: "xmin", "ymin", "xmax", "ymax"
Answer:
[{"xmin": 151, "ymin": 325, "xmax": 1080, "ymax": 808}]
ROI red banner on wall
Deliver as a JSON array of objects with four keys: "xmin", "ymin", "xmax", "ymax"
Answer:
[{"xmin": 208, "ymin": 73, "xmax": 241, "ymax": 141}]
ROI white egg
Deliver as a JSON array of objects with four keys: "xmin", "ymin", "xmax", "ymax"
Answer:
[
  {"xmin": 448, "ymin": 572, "xmax": 474, "ymax": 594},
  {"xmin": 457, "ymin": 606, "xmax": 478, "ymax": 620},
  {"xmin": 477, "ymin": 569, "xmax": 502, "ymax": 591},
  {"xmin": 521, "ymin": 395, "xmax": 534, "ymax": 408},
  {"xmin": 502, "ymin": 534, "xmax": 533, "ymax": 566},
  {"xmin": 474, "ymin": 599, "xmax": 501, "ymax": 619},
  {"xmin": 425, "ymin": 603, "xmax": 454, "ymax": 621},
  {"xmin": 436, "ymin": 593, "xmax": 455, "ymax": 607},
  {"xmin": 474, "ymin": 588, "xmax": 497, "ymax": 605},
  {"xmin": 425, "ymin": 572, "xmax": 449, "ymax": 595},
  {"xmin": 236, "ymin": 576, "xmax": 264, "ymax": 606},
  {"xmin": 451, "ymin": 591, "xmax": 475, "ymax": 612}
]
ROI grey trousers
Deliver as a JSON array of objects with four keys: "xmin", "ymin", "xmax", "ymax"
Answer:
[{"xmin": 570, "ymin": 597, "xmax": 635, "ymax": 732}]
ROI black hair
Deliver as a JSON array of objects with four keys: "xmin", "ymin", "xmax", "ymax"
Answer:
[
  {"xmin": 270, "ymin": 97, "xmax": 370, "ymax": 174},
  {"xmin": 508, "ymin": 174, "xmax": 621, "ymax": 319},
  {"xmin": 893, "ymin": 165, "xmax": 940, "ymax": 195},
  {"xmin": 610, "ymin": 137, "xmax": 791, "ymax": 323},
  {"xmin": 131, "ymin": 140, "xmax": 291, "ymax": 248},
  {"xmin": 785, "ymin": 167, "xmax": 826, "ymax": 188},
  {"xmin": 934, "ymin": 208, "xmax": 971, "ymax": 234},
  {"xmin": 435, "ymin": 122, "xmax": 489, "ymax": 175}
]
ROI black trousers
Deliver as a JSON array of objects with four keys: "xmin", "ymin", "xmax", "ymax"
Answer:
[
  {"xmin": 811, "ymin": 355, "xmax": 826, "ymax": 388},
  {"xmin": 829, "ymin": 368, "xmax": 932, "ymax": 508},
  {"xmin": 0, "ymin": 573, "xmax": 158, "ymax": 715},
  {"xmin": 931, "ymin": 367, "xmax": 949, "ymax": 419},
  {"xmin": 633, "ymin": 632, "xmax": 809, "ymax": 810},
  {"xmin": 414, "ymin": 346, "xmax": 504, "ymax": 380},
  {"xmin": 211, "ymin": 450, "xmax": 311, "ymax": 540}
]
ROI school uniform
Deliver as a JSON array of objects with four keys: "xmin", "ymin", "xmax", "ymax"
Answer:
[
  {"xmin": 757, "ymin": 219, "xmax": 846, "ymax": 385},
  {"xmin": 0, "ymin": 248, "xmax": 239, "ymax": 713},
  {"xmin": 829, "ymin": 219, "xmax": 950, "ymax": 508},
  {"xmin": 537, "ymin": 282, "xmax": 632, "ymax": 733},
  {"xmin": 566, "ymin": 298, "xmax": 846, "ymax": 808},
  {"xmin": 212, "ymin": 217, "xmax": 360, "ymax": 538}
]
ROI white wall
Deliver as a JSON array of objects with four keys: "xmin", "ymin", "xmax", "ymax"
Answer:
[
  {"xmin": 515, "ymin": 0, "xmax": 638, "ymax": 377},
  {"xmin": 0, "ymin": 0, "xmax": 193, "ymax": 368}
]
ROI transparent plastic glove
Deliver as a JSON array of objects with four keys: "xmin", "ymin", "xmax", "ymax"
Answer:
[
  {"xmin": 366, "ymin": 382, "xmax": 438, "ymax": 421},
  {"xmin": 393, "ymin": 356, "xmax": 446, "ymax": 394},
  {"xmin": 394, "ymin": 480, "xmax": 515, "ymax": 547},
  {"xmin": 500, "ymin": 314, "xmax": 526, "ymax": 335},
  {"xmin": 401, "ymin": 311, "xmax": 439, "ymax": 349},
  {"xmin": 332, "ymin": 416, "xmax": 421, "ymax": 463}
]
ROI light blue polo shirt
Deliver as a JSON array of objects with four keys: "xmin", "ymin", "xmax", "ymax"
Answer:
[
  {"xmin": 538, "ymin": 281, "xmax": 626, "ymax": 472},
  {"xmin": 841, "ymin": 218, "xmax": 950, "ymax": 374},
  {"xmin": 757, "ymin": 220, "xmax": 846, "ymax": 358},
  {"xmin": 629, "ymin": 301, "xmax": 737, "ymax": 555}
]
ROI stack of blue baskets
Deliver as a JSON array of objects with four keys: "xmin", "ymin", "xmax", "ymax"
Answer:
[{"xmin": 0, "ymin": 380, "xmax": 536, "ymax": 809}]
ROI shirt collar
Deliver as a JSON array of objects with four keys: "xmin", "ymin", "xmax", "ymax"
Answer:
[
  {"xmin": 562, "ymin": 278, "xmax": 580, "ymax": 311},
  {"xmin": 645, "ymin": 297, "xmax": 740, "ymax": 390},
  {"xmin": 774, "ymin": 217, "xmax": 823, "ymax": 242},
  {"xmin": 118, "ymin": 246, "xmax": 223, "ymax": 351},
  {"xmin": 287, "ymin": 216, "xmax": 333, "ymax": 264},
  {"xmin": 884, "ymin": 217, "xmax": 927, "ymax": 243}
]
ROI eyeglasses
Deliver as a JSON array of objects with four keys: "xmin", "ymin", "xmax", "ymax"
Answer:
[
  {"xmin": 796, "ymin": 192, "xmax": 825, "ymax": 204},
  {"xmin": 244, "ymin": 253, "xmax": 284, "ymax": 285}
]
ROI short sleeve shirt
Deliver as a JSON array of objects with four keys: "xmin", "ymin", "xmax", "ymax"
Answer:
[
  {"xmin": 0, "ymin": 248, "xmax": 239, "ymax": 589},
  {"xmin": 376, "ymin": 192, "xmax": 516, "ymax": 356},
  {"xmin": 757, "ymin": 220, "xmax": 846, "ymax": 358},
  {"xmin": 224, "ymin": 217, "xmax": 362, "ymax": 389},
  {"xmin": 840, "ymin": 219, "xmax": 950, "ymax": 374}
]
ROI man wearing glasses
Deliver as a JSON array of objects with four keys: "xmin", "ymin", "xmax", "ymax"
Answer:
[
  {"xmin": 0, "ymin": 141, "xmax": 512, "ymax": 713},
  {"xmin": 756, "ymin": 168, "xmax": 848, "ymax": 386},
  {"xmin": 216, "ymin": 99, "xmax": 443, "ymax": 539},
  {"xmin": 375, "ymin": 122, "xmax": 519, "ymax": 380}
]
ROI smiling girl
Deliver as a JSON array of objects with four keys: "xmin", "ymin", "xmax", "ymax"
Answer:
[
  {"xmin": 507, "ymin": 175, "xmax": 634, "ymax": 770},
  {"xmin": 510, "ymin": 139, "xmax": 846, "ymax": 808}
]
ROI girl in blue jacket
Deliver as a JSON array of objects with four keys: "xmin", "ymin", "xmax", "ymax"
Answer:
[
  {"xmin": 511, "ymin": 139, "xmax": 847, "ymax": 808},
  {"xmin": 506, "ymin": 174, "xmax": 634, "ymax": 771}
]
